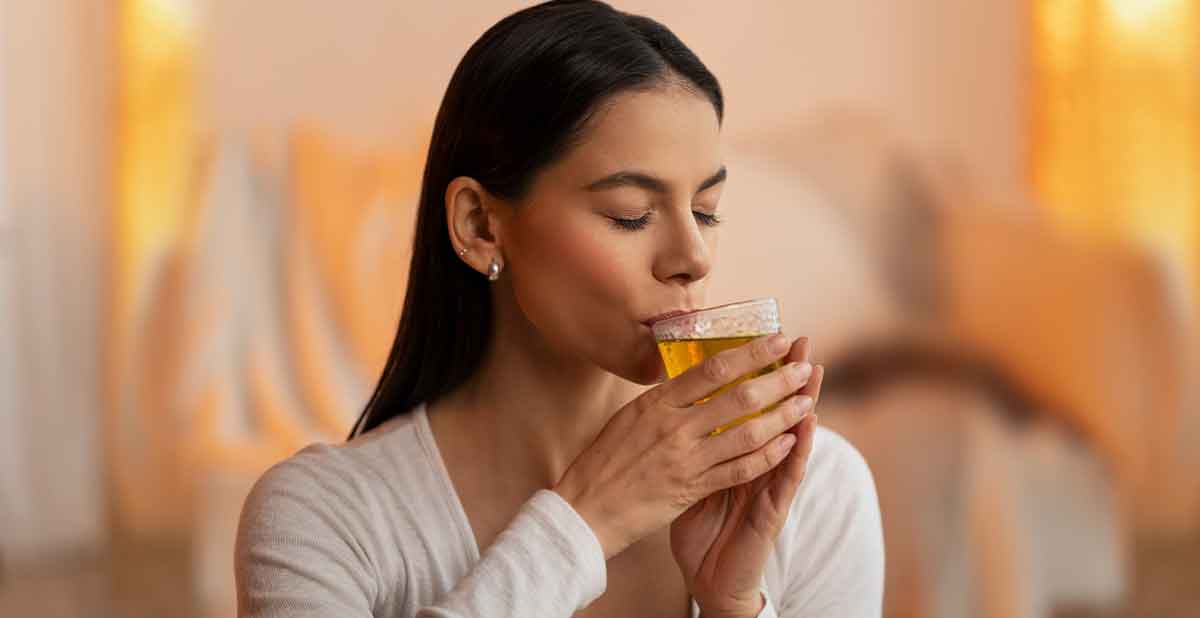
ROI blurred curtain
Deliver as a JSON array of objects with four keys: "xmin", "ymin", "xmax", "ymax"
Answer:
[{"xmin": 1, "ymin": 0, "xmax": 111, "ymax": 565}]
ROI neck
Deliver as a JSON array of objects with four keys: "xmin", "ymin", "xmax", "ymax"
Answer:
[{"xmin": 433, "ymin": 290, "xmax": 647, "ymax": 492}]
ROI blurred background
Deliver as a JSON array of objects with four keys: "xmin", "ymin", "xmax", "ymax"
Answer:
[{"xmin": 0, "ymin": 0, "xmax": 1197, "ymax": 616}]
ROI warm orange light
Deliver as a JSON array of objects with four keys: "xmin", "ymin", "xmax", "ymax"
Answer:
[
  {"xmin": 116, "ymin": 0, "xmax": 197, "ymax": 287},
  {"xmin": 1107, "ymin": 0, "xmax": 1182, "ymax": 29},
  {"xmin": 1032, "ymin": 0, "xmax": 1200, "ymax": 301}
]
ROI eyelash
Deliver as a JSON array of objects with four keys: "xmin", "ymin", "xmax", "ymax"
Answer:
[{"xmin": 609, "ymin": 211, "xmax": 722, "ymax": 231}]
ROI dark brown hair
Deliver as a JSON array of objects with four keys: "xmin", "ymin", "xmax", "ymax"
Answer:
[{"xmin": 348, "ymin": 0, "xmax": 723, "ymax": 437}]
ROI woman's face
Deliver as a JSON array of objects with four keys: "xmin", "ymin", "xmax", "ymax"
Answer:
[{"xmin": 500, "ymin": 85, "xmax": 725, "ymax": 384}]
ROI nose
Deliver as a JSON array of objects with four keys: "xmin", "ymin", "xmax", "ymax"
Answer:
[{"xmin": 652, "ymin": 209, "xmax": 713, "ymax": 286}]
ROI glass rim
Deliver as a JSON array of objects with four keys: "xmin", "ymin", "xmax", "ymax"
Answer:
[{"xmin": 651, "ymin": 297, "xmax": 779, "ymax": 341}]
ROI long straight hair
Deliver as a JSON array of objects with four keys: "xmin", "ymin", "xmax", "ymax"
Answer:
[{"xmin": 348, "ymin": 0, "xmax": 723, "ymax": 438}]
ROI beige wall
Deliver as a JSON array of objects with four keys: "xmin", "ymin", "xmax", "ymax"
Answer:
[{"xmin": 201, "ymin": 0, "xmax": 1028, "ymax": 205}]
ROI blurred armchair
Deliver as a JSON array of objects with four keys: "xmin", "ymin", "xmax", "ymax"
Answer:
[{"xmin": 940, "ymin": 203, "xmax": 1200, "ymax": 537}]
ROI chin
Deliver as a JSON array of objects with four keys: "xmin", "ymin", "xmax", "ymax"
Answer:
[
  {"xmin": 595, "ymin": 338, "xmax": 667, "ymax": 385},
  {"xmin": 627, "ymin": 345, "xmax": 669, "ymax": 385},
  {"xmin": 584, "ymin": 324, "xmax": 669, "ymax": 384},
  {"xmin": 626, "ymin": 366, "xmax": 666, "ymax": 386}
]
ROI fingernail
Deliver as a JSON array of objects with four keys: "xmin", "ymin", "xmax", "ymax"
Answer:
[
  {"xmin": 789, "ymin": 396, "xmax": 813, "ymax": 422},
  {"xmin": 786, "ymin": 362, "xmax": 813, "ymax": 382},
  {"xmin": 779, "ymin": 434, "xmax": 797, "ymax": 451},
  {"xmin": 769, "ymin": 333, "xmax": 789, "ymax": 354}
]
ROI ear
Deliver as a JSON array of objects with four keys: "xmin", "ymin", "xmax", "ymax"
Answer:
[{"xmin": 445, "ymin": 176, "xmax": 506, "ymax": 276}]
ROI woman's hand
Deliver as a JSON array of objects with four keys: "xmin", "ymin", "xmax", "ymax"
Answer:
[
  {"xmin": 553, "ymin": 333, "xmax": 815, "ymax": 563},
  {"xmin": 671, "ymin": 338, "xmax": 824, "ymax": 618}
]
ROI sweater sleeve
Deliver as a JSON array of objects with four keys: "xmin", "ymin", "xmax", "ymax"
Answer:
[
  {"xmin": 236, "ymin": 454, "xmax": 607, "ymax": 618},
  {"xmin": 417, "ymin": 489, "xmax": 607, "ymax": 616},
  {"xmin": 235, "ymin": 456, "xmax": 380, "ymax": 617}
]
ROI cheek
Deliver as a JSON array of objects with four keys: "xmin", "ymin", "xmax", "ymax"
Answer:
[
  {"xmin": 517, "ymin": 218, "xmax": 639, "ymax": 329},
  {"xmin": 510, "ymin": 218, "xmax": 661, "ymax": 377}
]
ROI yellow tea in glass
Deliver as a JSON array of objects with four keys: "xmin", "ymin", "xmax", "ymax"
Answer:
[{"xmin": 651, "ymin": 298, "xmax": 782, "ymax": 436}]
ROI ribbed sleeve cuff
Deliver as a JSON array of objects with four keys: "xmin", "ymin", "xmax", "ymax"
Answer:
[{"xmin": 690, "ymin": 582, "xmax": 778, "ymax": 618}]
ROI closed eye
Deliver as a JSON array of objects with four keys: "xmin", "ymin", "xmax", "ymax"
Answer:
[
  {"xmin": 608, "ymin": 213, "xmax": 652, "ymax": 231},
  {"xmin": 693, "ymin": 211, "xmax": 721, "ymax": 227},
  {"xmin": 608, "ymin": 210, "xmax": 722, "ymax": 232}
]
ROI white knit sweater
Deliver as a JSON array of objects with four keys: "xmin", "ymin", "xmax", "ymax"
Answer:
[{"xmin": 235, "ymin": 402, "xmax": 884, "ymax": 617}]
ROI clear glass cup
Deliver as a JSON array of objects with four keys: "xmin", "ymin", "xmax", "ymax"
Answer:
[{"xmin": 651, "ymin": 298, "xmax": 783, "ymax": 436}]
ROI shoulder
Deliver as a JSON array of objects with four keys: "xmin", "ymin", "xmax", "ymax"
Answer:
[
  {"xmin": 805, "ymin": 425, "xmax": 878, "ymax": 500},
  {"xmin": 786, "ymin": 425, "xmax": 881, "ymax": 554},
  {"xmin": 239, "ymin": 443, "xmax": 359, "ymax": 528},
  {"xmin": 766, "ymin": 425, "xmax": 884, "ymax": 614},
  {"xmin": 237, "ymin": 412, "xmax": 430, "ymax": 553},
  {"xmin": 235, "ymin": 414, "xmax": 434, "ymax": 610},
  {"xmin": 787, "ymin": 425, "xmax": 882, "ymax": 540},
  {"xmin": 246, "ymin": 416, "xmax": 409, "ymax": 503}
]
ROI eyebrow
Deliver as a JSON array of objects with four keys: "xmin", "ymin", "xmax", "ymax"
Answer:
[{"xmin": 585, "ymin": 166, "xmax": 727, "ymax": 195}]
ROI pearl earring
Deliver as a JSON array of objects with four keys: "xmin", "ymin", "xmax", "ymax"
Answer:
[{"xmin": 487, "ymin": 258, "xmax": 502, "ymax": 281}]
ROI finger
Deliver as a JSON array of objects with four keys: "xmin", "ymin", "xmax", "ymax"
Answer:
[
  {"xmin": 802, "ymin": 365, "xmax": 825, "ymax": 406},
  {"xmin": 785, "ymin": 336, "xmax": 811, "ymax": 368},
  {"xmin": 700, "ymin": 393, "xmax": 814, "ymax": 466},
  {"xmin": 770, "ymin": 414, "xmax": 818, "ymax": 512},
  {"xmin": 689, "ymin": 359, "xmax": 812, "ymax": 435},
  {"xmin": 664, "ymin": 333, "xmax": 794, "ymax": 406},
  {"xmin": 699, "ymin": 431, "xmax": 798, "ymax": 493}
]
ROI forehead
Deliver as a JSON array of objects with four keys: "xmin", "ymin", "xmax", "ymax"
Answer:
[{"xmin": 547, "ymin": 86, "xmax": 723, "ymax": 189}]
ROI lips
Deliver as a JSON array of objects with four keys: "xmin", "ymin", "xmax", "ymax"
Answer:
[{"xmin": 641, "ymin": 309, "xmax": 694, "ymax": 327}]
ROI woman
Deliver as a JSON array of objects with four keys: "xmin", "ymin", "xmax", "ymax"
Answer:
[{"xmin": 235, "ymin": 1, "xmax": 883, "ymax": 616}]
